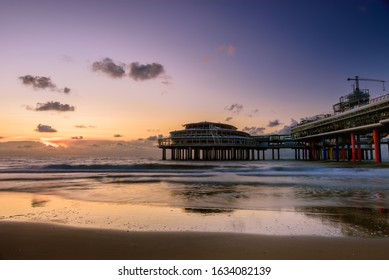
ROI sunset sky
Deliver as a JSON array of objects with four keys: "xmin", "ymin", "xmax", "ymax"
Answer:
[{"xmin": 1, "ymin": 0, "xmax": 389, "ymax": 156}]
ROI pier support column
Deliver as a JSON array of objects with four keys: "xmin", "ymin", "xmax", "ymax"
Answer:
[
  {"xmin": 373, "ymin": 129, "xmax": 382, "ymax": 163},
  {"xmin": 351, "ymin": 133, "xmax": 356, "ymax": 162},
  {"xmin": 311, "ymin": 141, "xmax": 316, "ymax": 160},
  {"xmin": 162, "ymin": 148, "xmax": 166, "ymax": 160},
  {"xmin": 322, "ymin": 138, "xmax": 327, "ymax": 161},
  {"xmin": 357, "ymin": 135, "xmax": 362, "ymax": 161},
  {"xmin": 335, "ymin": 136, "xmax": 339, "ymax": 161},
  {"xmin": 188, "ymin": 148, "xmax": 192, "ymax": 160}
]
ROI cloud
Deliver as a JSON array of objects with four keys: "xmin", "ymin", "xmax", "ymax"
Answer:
[
  {"xmin": 248, "ymin": 109, "xmax": 259, "ymax": 117},
  {"xmin": 217, "ymin": 44, "xmax": 236, "ymax": 56},
  {"xmin": 225, "ymin": 117, "xmax": 233, "ymax": 122},
  {"xmin": 242, "ymin": 126, "xmax": 265, "ymax": 135},
  {"xmin": 92, "ymin": 58, "xmax": 126, "ymax": 78},
  {"xmin": 28, "ymin": 101, "xmax": 75, "ymax": 112},
  {"xmin": 61, "ymin": 54, "xmax": 73, "ymax": 62},
  {"xmin": 129, "ymin": 62, "xmax": 165, "ymax": 81},
  {"xmin": 35, "ymin": 124, "xmax": 57, "ymax": 133},
  {"xmin": 71, "ymin": 136, "xmax": 83, "ymax": 140},
  {"xmin": 268, "ymin": 119, "xmax": 281, "ymax": 127},
  {"xmin": 75, "ymin": 125, "xmax": 95, "ymax": 128},
  {"xmin": 114, "ymin": 134, "xmax": 123, "ymax": 138},
  {"xmin": 275, "ymin": 119, "xmax": 298, "ymax": 135},
  {"xmin": 224, "ymin": 103, "xmax": 243, "ymax": 114},
  {"xmin": 145, "ymin": 134, "xmax": 163, "ymax": 141},
  {"xmin": 19, "ymin": 75, "xmax": 56, "ymax": 90},
  {"xmin": 19, "ymin": 75, "xmax": 71, "ymax": 93}
]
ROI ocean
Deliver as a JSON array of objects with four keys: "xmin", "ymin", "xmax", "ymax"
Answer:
[{"xmin": 1, "ymin": 157, "xmax": 389, "ymax": 237}]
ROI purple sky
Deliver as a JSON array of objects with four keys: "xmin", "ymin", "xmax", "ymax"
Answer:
[{"xmin": 1, "ymin": 0, "xmax": 389, "ymax": 155}]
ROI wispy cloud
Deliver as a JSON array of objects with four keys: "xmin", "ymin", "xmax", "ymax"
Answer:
[
  {"xmin": 225, "ymin": 117, "xmax": 233, "ymax": 122},
  {"xmin": 248, "ymin": 109, "xmax": 259, "ymax": 117},
  {"xmin": 75, "ymin": 125, "xmax": 95, "ymax": 129},
  {"xmin": 19, "ymin": 75, "xmax": 71, "ymax": 94},
  {"xmin": 35, "ymin": 124, "xmax": 57, "ymax": 133},
  {"xmin": 217, "ymin": 44, "xmax": 237, "ymax": 56},
  {"xmin": 92, "ymin": 58, "xmax": 126, "ymax": 78},
  {"xmin": 242, "ymin": 126, "xmax": 265, "ymax": 135},
  {"xmin": 129, "ymin": 62, "xmax": 165, "ymax": 81},
  {"xmin": 114, "ymin": 134, "xmax": 124, "ymax": 138},
  {"xmin": 224, "ymin": 103, "xmax": 243, "ymax": 114},
  {"xmin": 27, "ymin": 101, "xmax": 75, "ymax": 112},
  {"xmin": 71, "ymin": 136, "xmax": 83, "ymax": 140}
]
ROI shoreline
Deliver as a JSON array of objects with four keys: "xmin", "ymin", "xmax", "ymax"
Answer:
[{"xmin": 1, "ymin": 221, "xmax": 389, "ymax": 260}]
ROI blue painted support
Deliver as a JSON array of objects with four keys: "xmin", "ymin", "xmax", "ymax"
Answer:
[{"xmin": 322, "ymin": 138, "xmax": 327, "ymax": 160}]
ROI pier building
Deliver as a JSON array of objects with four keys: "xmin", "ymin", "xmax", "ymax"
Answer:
[
  {"xmin": 158, "ymin": 121, "xmax": 264, "ymax": 160},
  {"xmin": 291, "ymin": 76, "xmax": 389, "ymax": 163}
]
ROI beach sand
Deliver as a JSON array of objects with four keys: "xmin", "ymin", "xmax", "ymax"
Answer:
[{"xmin": 1, "ymin": 221, "xmax": 388, "ymax": 260}]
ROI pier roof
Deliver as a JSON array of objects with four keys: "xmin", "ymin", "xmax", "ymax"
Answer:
[{"xmin": 183, "ymin": 121, "xmax": 237, "ymax": 130}]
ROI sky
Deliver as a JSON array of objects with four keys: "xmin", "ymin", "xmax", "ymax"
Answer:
[{"xmin": 1, "ymin": 0, "xmax": 389, "ymax": 157}]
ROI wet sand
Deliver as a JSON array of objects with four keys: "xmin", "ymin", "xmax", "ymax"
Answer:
[{"xmin": 1, "ymin": 221, "xmax": 389, "ymax": 260}]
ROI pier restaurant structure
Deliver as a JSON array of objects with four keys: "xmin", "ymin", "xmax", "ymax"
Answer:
[{"xmin": 158, "ymin": 122, "xmax": 266, "ymax": 160}]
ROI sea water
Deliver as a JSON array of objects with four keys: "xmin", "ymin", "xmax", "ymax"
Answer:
[{"xmin": 0, "ymin": 157, "xmax": 388, "ymax": 237}]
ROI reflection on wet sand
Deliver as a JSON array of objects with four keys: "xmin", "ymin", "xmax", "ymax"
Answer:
[
  {"xmin": 183, "ymin": 208, "xmax": 234, "ymax": 215},
  {"xmin": 298, "ymin": 207, "xmax": 389, "ymax": 237}
]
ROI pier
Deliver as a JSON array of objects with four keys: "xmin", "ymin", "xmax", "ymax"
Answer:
[
  {"xmin": 291, "ymin": 77, "xmax": 389, "ymax": 163},
  {"xmin": 157, "ymin": 122, "xmax": 304, "ymax": 161},
  {"xmin": 158, "ymin": 77, "xmax": 388, "ymax": 163}
]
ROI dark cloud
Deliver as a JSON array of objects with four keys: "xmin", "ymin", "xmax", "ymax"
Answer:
[
  {"xmin": 129, "ymin": 62, "xmax": 165, "ymax": 81},
  {"xmin": 146, "ymin": 134, "xmax": 163, "ymax": 141},
  {"xmin": 114, "ymin": 134, "xmax": 123, "ymax": 138},
  {"xmin": 276, "ymin": 119, "xmax": 298, "ymax": 135},
  {"xmin": 35, "ymin": 124, "xmax": 57, "ymax": 133},
  {"xmin": 92, "ymin": 58, "xmax": 125, "ymax": 78},
  {"xmin": 268, "ymin": 119, "xmax": 281, "ymax": 127},
  {"xmin": 29, "ymin": 101, "xmax": 75, "ymax": 112},
  {"xmin": 19, "ymin": 75, "xmax": 56, "ymax": 90},
  {"xmin": 242, "ymin": 126, "xmax": 265, "ymax": 135},
  {"xmin": 225, "ymin": 117, "xmax": 233, "ymax": 122},
  {"xmin": 19, "ymin": 75, "xmax": 71, "ymax": 93},
  {"xmin": 224, "ymin": 103, "xmax": 243, "ymax": 114},
  {"xmin": 71, "ymin": 136, "xmax": 83, "ymax": 140}
]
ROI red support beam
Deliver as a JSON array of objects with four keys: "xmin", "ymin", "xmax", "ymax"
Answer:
[
  {"xmin": 351, "ymin": 133, "xmax": 356, "ymax": 162},
  {"xmin": 373, "ymin": 129, "xmax": 382, "ymax": 163}
]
